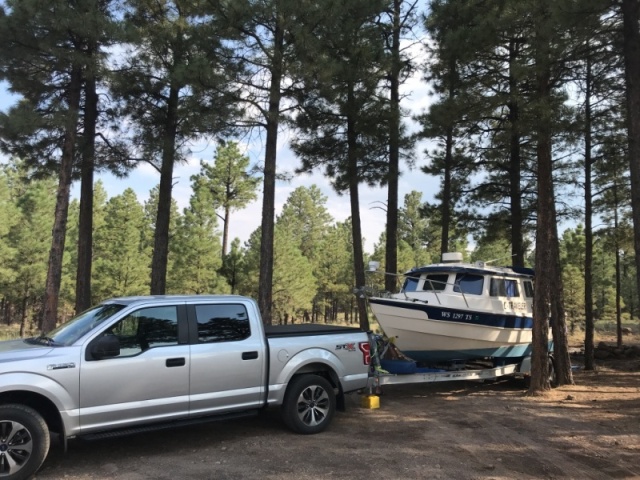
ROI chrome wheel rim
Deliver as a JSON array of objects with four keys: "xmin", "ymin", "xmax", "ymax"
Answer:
[
  {"xmin": 296, "ymin": 384, "xmax": 330, "ymax": 427},
  {"xmin": 0, "ymin": 419, "xmax": 33, "ymax": 477}
]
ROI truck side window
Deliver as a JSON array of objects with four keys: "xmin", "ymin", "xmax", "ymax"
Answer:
[
  {"xmin": 195, "ymin": 304, "xmax": 251, "ymax": 343},
  {"xmin": 109, "ymin": 306, "xmax": 179, "ymax": 356}
]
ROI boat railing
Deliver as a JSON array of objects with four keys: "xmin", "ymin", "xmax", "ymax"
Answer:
[{"xmin": 361, "ymin": 266, "xmax": 471, "ymax": 309}]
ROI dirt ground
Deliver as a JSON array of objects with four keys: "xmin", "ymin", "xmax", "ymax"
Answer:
[{"xmin": 34, "ymin": 351, "xmax": 640, "ymax": 480}]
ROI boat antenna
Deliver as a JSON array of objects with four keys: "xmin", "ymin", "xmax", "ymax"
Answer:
[{"xmin": 484, "ymin": 254, "xmax": 516, "ymax": 265}]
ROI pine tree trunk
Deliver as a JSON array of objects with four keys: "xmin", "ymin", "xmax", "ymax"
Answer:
[
  {"xmin": 76, "ymin": 66, "xmax": 98, "ymax": 313},
  {"xmin": 530, "ymin": 0, "xmax": 573, "ymax": 392},
  {"xmin": 508, "ymin": 38, "xmax": 524, "ymax": 267},
  {"xmin": 384, "ymin": 0, "xmax": 401, "ymax": 293},
  {"xmin": 584, "ymin": 52, "xmax": 595, "ymax": 370},
  {"xmin": 440, "ymin": 58, "xmax": 457, "ymax": 257},
  {"xmin": 150, "ymin": 85, "xmax": 179, "ymax": 295},
  {"xmin": 222, "ymin": 204, "xmax": 230, "ymax": 259},
  {"xmin": 258, "ymin": 12, "xmax": 284, "ymax": 326},
  {"xmin": 615, "ymin": 200, "xmax": 622, "ymax": 348},
  {"xmin": 530, "ymin": 2, "xmax": 554, "ymax": 394},
  {"xmin": 622, "ymin": 0, "xmax": 640, "ymax": 321},
  {"xmin": 20, "ymin": 297, "xmax": 28, "ymax": 338},
  {"xmin": 530, "ymin": 117, "xmax": 553, "ymax": 393},
  {"xmin": 347, "ymin": 84, "xmax": 369, "ymax": 331},
  {"xmin": 41, "ymin": 67, "xmax": 83, "ymax": 333}
]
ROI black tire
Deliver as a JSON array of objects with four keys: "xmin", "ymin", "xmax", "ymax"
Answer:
[
  {"xmin": 281, "ymin": 374, "xmax": 336, "ymax": 434},
  {"xmin": 0, "ymin": 404, "xmax": 50, "ymax": 480}
]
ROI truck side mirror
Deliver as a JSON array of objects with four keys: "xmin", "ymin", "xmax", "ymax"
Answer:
[{"xmin": 91, "ymin": 334, "xmax": 120, "ymax": 360}]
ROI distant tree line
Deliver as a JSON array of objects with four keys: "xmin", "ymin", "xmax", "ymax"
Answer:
[{"xmin": 0, "ymin": 157, "xmax": 366, "ymax": 332}]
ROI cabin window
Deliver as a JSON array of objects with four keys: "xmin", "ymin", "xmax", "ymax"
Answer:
[
  {"xmin": 490, "ymin": 278, "xmax": 520, "ymax": 298},
  {"xmin": 524, "ymin": 281, "xmax": 534, "ymax": 298},
  {"xmin": 453, "ymin": 274, "xmax": 484, "ymax": 295},
  {"xmin": 422, "ymin": 274, "xmax": 449, "ymax": 291},
  {"xmin": 402, "ymin": 275, "xmax": 420, "ymax": 292}
]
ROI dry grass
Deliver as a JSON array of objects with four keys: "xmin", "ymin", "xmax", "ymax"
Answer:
[
  {"xmin": 568, "ymin": 330, "xmax": 640, "ymax": 349},
  {"xmin": 0, "ymin": 323, "xmax": 37, "ymax": 341}
]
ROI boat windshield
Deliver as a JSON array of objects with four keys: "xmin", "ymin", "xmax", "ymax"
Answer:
[
  {"xmin": 41, "ymin": 304, "xmax": 126, "ymax": 346},
  {"xmin": 422, "ymin": 274, "xmax": 449, "ymax": 291}
]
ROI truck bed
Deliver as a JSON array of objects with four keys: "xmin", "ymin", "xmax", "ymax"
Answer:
[{"xmin": 264, "ymin": 323, "xmax": 364, "ymax": 338}]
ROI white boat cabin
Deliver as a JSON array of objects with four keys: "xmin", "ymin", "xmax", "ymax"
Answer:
[{"xmin": 395, "ymin": 253, "xmax": 534, "ymax": 317}]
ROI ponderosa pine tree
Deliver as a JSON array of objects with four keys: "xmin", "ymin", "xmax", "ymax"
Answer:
[
  {"xmin": 208, "ymin": 0, "xmax": 319, "ymax": 324},
  {"xmin": 74, "ymin": 0, "xmax": 128, "ymax": 314},
  {"xmin": 0, "ymin": 169, "xmax": 19, "ymax": 293},
  {"xmin": 112, "ymin": 0, "xmax": 240, "ymax": 295},
  {"xmin": 371, "ymin": 190, "xmax": 432, "ymax": 289},
  {"xmin": 529, "ymin": 0, "xmax": 576, "ymax": 393},
  {"xmin": 142, "ymin": 186, "xmax": 180, "ymax": 288},
  {"xmin": 4, "ymin": 175, "xmax": 57, "ymax": 336},
  {"xmin": 168, "ymin": 175, "xmax": 227, "ymax": 294},
  {"xmin": 380, "ymin": 0, "xmax": 418, "ymax": 292},
  {"xmin": 292, "ymin": 0, "xmax": 390, "ymax": 331},
  {"xmin": 397, "ymin": 191, "xmax": 433, "ymax": 271},
  {"xmin": 277, "ymin": 185, "xmax": 333, "ymax": 321},
  {"xmin": 271, "ymin": 226, "xmax": 317, "ymax": 325},
  {"xmin": 316, "ymin": 221, "xmax": 356, "ymax": 323},
  {"xmin": 621, "ymin": 0, "xmax": 640, "ymax": 324},
  {"xmin": 221, "ymin": 238, "xmax": 246, "ymax": 294},
  {"xmin": 419, "ymin": 0, "xmax": 479, "ymax": 257},
  {"xmin": 594, "ymin": 140, "xmax": 632, "ymax": 347},
  {"xmin": 193, "ymin": 142, "xmax": 259, "ymax": 260},
  {"xmin": 92, "ymin": 189, "xmax": 150, "ymax": 299},
  {"xmin": 0, "ymin": 0, "xmax": 102, "ymax": 331},
  {"xmin": 563, "ymin": 0, "xmax": 620, "ymax": 371}
]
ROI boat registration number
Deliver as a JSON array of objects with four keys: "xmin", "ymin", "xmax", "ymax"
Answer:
[{"xmin": 441, "ymin": 311, "xmax": 473, "ymax": 321}]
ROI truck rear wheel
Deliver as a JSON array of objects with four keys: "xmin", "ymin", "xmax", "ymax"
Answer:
[
  {"xmin": 0, "ymin": 404, "xmax": 50, "ymax": 480},
  {"xmin": 282, "ymin": 374, "xmax": 336, "ymax": 434}
]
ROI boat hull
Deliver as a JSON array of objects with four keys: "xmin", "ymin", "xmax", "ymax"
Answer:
[{"xmin": 369, "ymin": 297, "xmax": 534, "ymax": 363}]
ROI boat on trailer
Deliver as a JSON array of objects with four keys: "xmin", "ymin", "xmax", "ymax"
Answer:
[{"xmin": 367, "ymin": 252, "xmax": 537, "ymax": 365}]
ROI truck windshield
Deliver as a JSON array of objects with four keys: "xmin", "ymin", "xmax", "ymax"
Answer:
[{"xmin": 45, "ymin": 304, "xmax": 126, "ymax": 346}]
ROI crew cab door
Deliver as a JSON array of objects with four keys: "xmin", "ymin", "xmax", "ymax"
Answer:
[
  {"xmin": 187, "ymin": 302, "xmax": 265, "ymax": 415},
  {"xmin": 79, "ymin": 304, "xmax": 190, "ymax": 432}
]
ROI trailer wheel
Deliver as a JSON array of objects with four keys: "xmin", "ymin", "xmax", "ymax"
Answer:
[
  {"xmin": 0, "ymin": 404, "xmax": 50, "ymax": 480},
  {"xmin": 548, "ymin": 356, "xmax": 557, "ymax": 388},
  {"xmin": 282, "ymin": 374, "xmax": 336, "ymax": 434}
]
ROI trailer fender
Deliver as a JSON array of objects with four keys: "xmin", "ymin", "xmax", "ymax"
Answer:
[{"xmin": 518, "ymin": 356, "xmax": 532, "ymax": 376}]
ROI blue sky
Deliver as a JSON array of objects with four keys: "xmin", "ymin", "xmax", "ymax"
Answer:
[{"xmin": 0, "ymin": 60, "xmax": 438, "ymax": 254}]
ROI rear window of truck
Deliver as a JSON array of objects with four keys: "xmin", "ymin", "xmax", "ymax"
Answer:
[{"xmin": 195, "ymin": 304, "xmax": 251, "ymax": 343}]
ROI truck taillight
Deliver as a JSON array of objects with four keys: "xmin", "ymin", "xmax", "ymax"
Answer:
[{"xmin": 359, "ymin": 342, "xmax": 371, "ymax": 365}]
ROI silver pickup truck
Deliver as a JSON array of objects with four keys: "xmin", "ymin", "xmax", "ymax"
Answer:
[{"xmin": 0, "ymin": 295, "xmax": 371, "ymax": 480}]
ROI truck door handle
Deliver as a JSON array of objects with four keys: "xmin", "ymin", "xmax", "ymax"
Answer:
[
  {"xmin": 166, "ymin": 357, "xmax": 186, "ymax": 367},
  {"xmin": 242, "ymin": 351, "xmax": 258, "ymax": 360}
]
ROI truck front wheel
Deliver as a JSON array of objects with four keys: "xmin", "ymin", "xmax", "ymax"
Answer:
[
  {"xmin": 282, "ymin": 374, "xmax": 336, "ymax": 434},
  {"xmin": 0, "ymin": 404, "xmax": 50, "ymax": 480}
]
